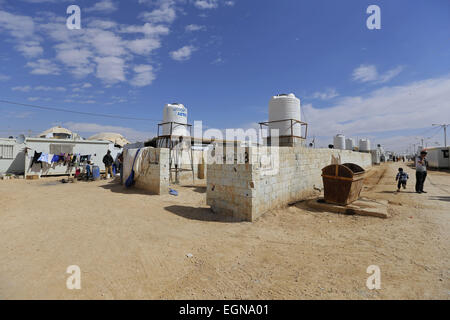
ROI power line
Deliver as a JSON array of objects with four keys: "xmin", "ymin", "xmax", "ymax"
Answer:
[{"xmin": 0, "ymin": 99, "xmax": 161, "ymax": 122}]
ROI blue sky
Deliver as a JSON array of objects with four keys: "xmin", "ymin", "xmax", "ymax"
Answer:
[{"xmin": 0, "ymin": 0, "xmax": 449, "ymax": 151}]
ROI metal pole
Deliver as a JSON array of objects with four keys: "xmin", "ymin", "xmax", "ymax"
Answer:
[
  {"xmin": 432, "ymin": 124, "xmax": 449, "ymax": 147},
  {"xmin": 444, "ymin": 124, "xmax": 448, "ymax": 148}
]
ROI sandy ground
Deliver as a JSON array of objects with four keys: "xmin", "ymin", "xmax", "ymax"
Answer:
[{"xmin": 0, "ymin": 162, "xmax": 448, "ymax": 300}]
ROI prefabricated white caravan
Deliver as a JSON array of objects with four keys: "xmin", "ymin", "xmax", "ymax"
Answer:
[
  {"xmin": 0, "ymin": 138, "xmax": 26, "ymax": 174},
  {"xmin": 426, "ymin": 147, "xmax": 450, "ymax": 169},
  {"xmin": 25, "ymin": 138, "xmax": 114, "ymax": 177}
]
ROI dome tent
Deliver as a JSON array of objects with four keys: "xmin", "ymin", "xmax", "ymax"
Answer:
[
  {"xmin": 87, "ymin": 132, "xmax": 130, "ymax": 147},
  {"xmin": 38, "ymin": 126, "xmax": 73, "ymax": 139}
]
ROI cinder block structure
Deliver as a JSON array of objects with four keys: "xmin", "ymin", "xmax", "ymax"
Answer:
[
  {"xmin": 123, "ymin": 147, "xmax": 170, "ymax": 194},
  {"xmin": 206, "ymin": 146, "xmax": 372, "ymax": 221},
  {"xmin": 123, "ymin": 147, "xmax": 207, "ymax": 194}
]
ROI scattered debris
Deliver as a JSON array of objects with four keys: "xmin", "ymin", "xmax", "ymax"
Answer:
[
  {"xmin": 186, "ymin": 253, "xmax": 193, "ymax": 258},
  {"xmin": 169, "ymin": 189, "xmax": 178, "ymax": 196}
]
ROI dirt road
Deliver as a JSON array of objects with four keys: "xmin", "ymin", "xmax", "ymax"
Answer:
[{"xmin": 0, "ymin": 162, "xmax": 448, "ymax": 299}]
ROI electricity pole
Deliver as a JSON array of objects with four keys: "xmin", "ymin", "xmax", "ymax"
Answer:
[{"xmin": 432, "ymin": 124, "xmax": 449, "ymax": 147}]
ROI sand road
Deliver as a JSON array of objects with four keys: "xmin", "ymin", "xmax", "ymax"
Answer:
[{"xmin": 0, "ymin": 162, "xmax": 448, "ymax": 299}]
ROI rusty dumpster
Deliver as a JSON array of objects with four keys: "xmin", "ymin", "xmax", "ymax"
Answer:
[{"xmin": 321, "ymin": 163, "xmax": 365, "ymax": 205}]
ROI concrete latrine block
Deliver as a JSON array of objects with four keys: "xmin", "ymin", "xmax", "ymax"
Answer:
[{"xmin": 206, "ymin": 146, "xmax": 373, "ymax": 222}]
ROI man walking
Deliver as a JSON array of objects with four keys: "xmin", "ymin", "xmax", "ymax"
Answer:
[
  {"xmin": 415, "ymin": 150, "xmax": 428, "ymax": 194},
  {"xmin": 103, "ymin": 150, "xmax": 114, "ymax": 179}
]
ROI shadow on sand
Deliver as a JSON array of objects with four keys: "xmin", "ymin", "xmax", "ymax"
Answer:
[
  {"xmin": 180, "ymin": 185, "xmax": 207, "ymax": 194},
  {"xmin": 99, "ymin": 179, "xmax": 158, "ymax": 195},
  {"xmin": 164, "ymin": 205, "xmax": 242, "ymax": 223},
  {"xmin": 428, "ymin": 196, "xmax": 450, "ymax": 202},
  {"xmin": 377, "ymin": 190, "xmax": 417, "ymax": 194}
]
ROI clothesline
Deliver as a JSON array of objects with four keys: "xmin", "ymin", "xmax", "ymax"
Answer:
[{"xmin": 30, "ymin": 151, "xmax": 93, "ymax": 168}]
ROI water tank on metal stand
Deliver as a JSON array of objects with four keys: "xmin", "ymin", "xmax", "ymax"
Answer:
[
  {"xmin": 268, "ymin": 93, "xmax": 301, "ymax": 137},
  {"xmin": 162, "ymin": 103, "xmax": 188, "ymax": 136}
]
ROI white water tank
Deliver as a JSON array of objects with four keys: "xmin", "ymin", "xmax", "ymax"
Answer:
[
  {"xmin": 345, "ymin": 138, "xmax": 355, "ymax": 150},
  {"xmin": 359, "ymin": 139, "xmax": 371, "ymax": 152},
  {"xmin": 268, "ymin": 93, "xmax": 301, "ymax": 137},
  {"xmin": 162, "ymin": 103, "xmax": 188, "ymax": 136},
  {"xmin": 333, "ymin": 134, "xmax": 346, "ymax": 150}
]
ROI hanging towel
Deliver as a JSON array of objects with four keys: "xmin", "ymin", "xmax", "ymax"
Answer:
[
  {"xmin": 47, "ymin": 154, "xmax": 54, "ymax": 164},
  {"xmin": 125, "ymin": 148, "xmax": 141, "ymax": 188},
  {"xmin": 38, "ymin": 153, "xmax": 49, "ymax": 163}
]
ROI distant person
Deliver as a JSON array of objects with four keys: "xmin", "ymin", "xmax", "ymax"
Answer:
[
  {"xmin": 103, "ymin": 150, "xmax": 114, "ymax": 179},
  {"xmin": 415, "ymin": 151, "xmax": 428, "ymax": 194},
  {"xmin": 86, "ymin": 160, "xmax": 92, "ymax": 181},
  {"xmin": 396, "ymin": 168, "xmax": 409, "ymax": 192}
]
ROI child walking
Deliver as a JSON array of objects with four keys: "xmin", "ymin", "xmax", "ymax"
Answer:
[{"xmin": 396, "ymin": 167, "xmax": 409, "ymax": 192}]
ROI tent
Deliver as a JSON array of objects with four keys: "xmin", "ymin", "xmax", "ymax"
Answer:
[
  {"xmin": 38, "ymin": 126, "xmax": 73, "ymax": 139},
  {"xmin": 88, "ymin": 132, "xmax": 130, "ymax": 147}
]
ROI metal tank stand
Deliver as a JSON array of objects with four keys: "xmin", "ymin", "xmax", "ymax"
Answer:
[{"xmin": 157, "ymin": 122, "xmax": 195, "ymax": 185}]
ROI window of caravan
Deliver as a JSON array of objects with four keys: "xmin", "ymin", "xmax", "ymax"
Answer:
[
  {"xmin": 0, "ymin": 145, "xmax": 14, "ymax": 159},
  {"xmin": 50, "ymin": 144, "xmax": 75, "ymax": 155}
]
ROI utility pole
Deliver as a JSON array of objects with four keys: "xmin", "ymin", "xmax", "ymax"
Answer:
[{"xmin": 432, "ymin": 124, "xmax": 449, "ymax": 147}]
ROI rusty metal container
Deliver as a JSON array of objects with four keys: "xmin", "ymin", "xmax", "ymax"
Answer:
[{"xmin": 321, "ymin": 163, "xmax": 365, "ymax": 205}]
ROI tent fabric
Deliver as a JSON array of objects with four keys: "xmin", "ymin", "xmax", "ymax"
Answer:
[
  {"xmin": 122, "ymin": 147, "xmax": 155, "ymax": 186},
  {"xmin": 88, "ymin": 132, "xmax": 130, "ymax": 147},
  {"xmin": 38, "ymin": 126, "xmax": 73, "ymax": 138}
]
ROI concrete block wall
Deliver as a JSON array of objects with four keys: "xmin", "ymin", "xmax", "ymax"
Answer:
[
  {"xmin": 173, "ymin": 149, "xmax": 206, "ymax": 183},
  {"xmin": 125, "ymin": 147, "xmax": 170, "ymax": 195},
  {"xmin": 207, "ymin": 146, "xmax": 372, "ymax": 221}
]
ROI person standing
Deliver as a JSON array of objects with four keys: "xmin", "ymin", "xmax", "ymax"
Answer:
[
  {"xmin": 103, "ymin": 150, "xmax": 114, "ymax": 179},
  {"xmin": 117, "ymin": 152, "xmax": 124, "ymax": 185},
  {"xmin": 415, "ymin": 151, "xmax": 428, "ymax": 193}
]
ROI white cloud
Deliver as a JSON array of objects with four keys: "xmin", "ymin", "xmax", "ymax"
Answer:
[
  {"xmin": 15, "ymin": 40, "xmax": 43, "ymax": 58},
  {"xmin": 95, "ymin": 56, "xmax": 126, "ymax": 83},
  {"xmin": 25, "ymin": 59, "xmax": 60, "ymax": 75},
  {"xmin": 131, "ymin": 64, "xmax": 155, "ymax": 87},
  {"xmin": 86, "ymin": 19, "xmax": 117, "ymax": 30},
  {"xmin": 194, "ymin": 0, "xmax": 218, "ymax": 9},
  {"xmin": 352, "ymin": 64, "xmax": 404, "ymax": 84},
  {"xmin": 34, "ymin": 86, "xmax": 66, "ymax": 92},
  {"xmin": 140, "ymin": 2, "xmax": 176, "ymax": 24},
  {"xmin": 86, "ymin": 29, "xmax": 126, "ymax": 57},
  {"xmin": 0, "ymin": 10, "xmax": 43, "ymax": 58},
  {"xmin": 185, "ymin": 24, "xmax": 206, "ymax": 32},
  {"xmin": 12, "ymin": 86, "xmax": 32, "ymax": 92},
  {"xmin": 85, "ymin": 0, "xmax": 118, "ymax": 14},
  {"xmin": 81, "ymin": 83, "xmax": 92, "ymax": 88},
  {"xmin": 311, "ymin": 88, "xmax": 339, "ymax": 100},
  {"xmin": 0, "ymin": 73, "xmax": 10, "ymax": 81},
  {"xmin": 224, "ymin": 1, "xmax": 235, "ymax": 6},
  {"xmin": 211, "ymin": 57, "xmax": 224, "ymax": 64},
  {"xmin": 127, "ymin": 37, "xmax": 161, "ymax": 55},
  {"xmin": 170, "ymin": 45, "xmax": 196, "ymax": 61},
  {"xmin": 12, "ymin": 85, "xmax": 66, "ymax": 92},
  {"xmin": 119, "ymin": 23, "xmax": 170, "ymax": 36},
  {"xmin": 0, "ymin": 0, "xmax": 222, "ymax": 86},
  {"xmin": 303, "ymin": 75, "xmax": 450, "ymax": 151},
  {"xmin": 0, "ymin": 10, "xmax": 35, "ymax": 38}
]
